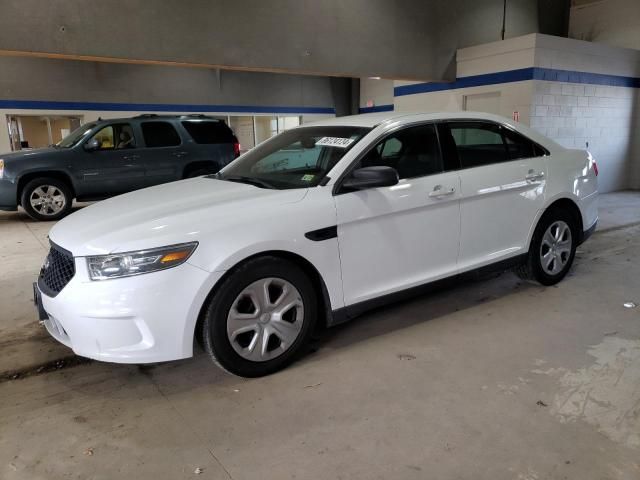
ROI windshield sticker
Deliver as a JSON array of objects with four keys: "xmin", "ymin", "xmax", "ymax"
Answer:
[
  {"xmin": 301, "ymin": 174, "xmax": 315, "ymax": 182},
  {"xmin": 316, "ymin": 137, "xmax": 355, "ymax": 148}
]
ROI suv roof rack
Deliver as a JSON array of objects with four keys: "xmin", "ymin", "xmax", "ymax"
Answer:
[
  {"xmin": 136, "ymin": 114, "xmax": 159, "ymax": 118},
  {"xmin": 182, "ymin": 114, "xmax": 220, "ymax": 119}
]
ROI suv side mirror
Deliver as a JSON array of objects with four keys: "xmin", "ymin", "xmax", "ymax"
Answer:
[
  {"xmin": 84, "ymin": 138, "xmax": 101, "ymax": 151},
  {"xmin": 342, "ymin": 166, "xmax": 399, "ymax": 191}
]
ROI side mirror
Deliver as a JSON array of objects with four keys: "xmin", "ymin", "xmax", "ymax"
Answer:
[
  {"xmin": 342, "ymin": 166, "xmax": 399, "ymax": 191},
  {"xmin": 84, "ymin": 138, "xmax": 101, "ymax": 151}
]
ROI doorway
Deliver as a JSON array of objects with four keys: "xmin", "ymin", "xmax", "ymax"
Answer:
[{"xmin": 6, "ymin": 115, "xmax": 83, "ymax": 151}]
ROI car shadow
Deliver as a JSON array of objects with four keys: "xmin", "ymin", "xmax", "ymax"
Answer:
[{"xmin": 32, "ymin": 268, "xmax": 538, "ymax": 398}]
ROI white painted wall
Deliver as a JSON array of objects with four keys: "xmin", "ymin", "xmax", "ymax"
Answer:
[
  {"xmin": 569, "ymin": 0, "xmax": 640, "ymax": 51},
  {"xmin": 394, "ymin": 81, "xmax": 533, "ymax": 123},
  {"xmin": 359, "ymin": 78, "xmax": 394, "ymax": 109}
]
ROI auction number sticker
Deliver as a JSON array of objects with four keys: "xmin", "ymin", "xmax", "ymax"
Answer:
[{"xmin": 316, "ymin": 137, "xmax": 355, "ymax": 148}]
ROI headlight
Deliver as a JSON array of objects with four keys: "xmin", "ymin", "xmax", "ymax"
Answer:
[
  {"xmin": 87, "ymin": 242, "xmax": 198, "ymax": 280},
  {"xmin": 0, "ymin": 159, "xmax": 4, "ymax": 179}
]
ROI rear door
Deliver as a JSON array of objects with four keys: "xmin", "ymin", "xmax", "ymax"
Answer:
[
  {"xmin": 439, "ymin": 121, "xmax": 547, "ymax": 272},
  {"xmin": 334, "ymin": 123, "xmax": 461, "ymax": 305},
  {"xmin": 137, "ymin": 121, "xmax": 185, "ymax": 186},
  {"xmin": 74, "ymin": 122, "xmax": 145, "ymax": 197}
]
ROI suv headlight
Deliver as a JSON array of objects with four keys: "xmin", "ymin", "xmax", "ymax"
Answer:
[{"xmin": 87, "ymin": 242, "xmax": 198, "ymax": 280}]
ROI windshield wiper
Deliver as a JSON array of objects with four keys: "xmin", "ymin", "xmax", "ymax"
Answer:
[{"xmin": 219, "ymin": 175, "xmax": 275, "ymax": 189}]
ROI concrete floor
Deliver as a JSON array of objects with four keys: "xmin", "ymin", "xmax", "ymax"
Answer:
[{"xmin": 1, "ymin": 193, "xmax": 640, "ymax": 479}]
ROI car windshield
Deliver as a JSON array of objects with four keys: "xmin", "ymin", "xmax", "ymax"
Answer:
[
  {"xmin": 56, "ymin": 123, "xmax": 97, "ymax": 148},
  {"xmin": 218, "ymin": 126, "xmax": 371, "ymax": 189}
]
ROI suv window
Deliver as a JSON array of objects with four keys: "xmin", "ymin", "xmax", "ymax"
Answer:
[
  {"xmin": 89, "ymin": 123, "xmax": 136, "ymax": 150},
  {"xmin": 141, "ymin": 122, "xmax": 181, "ymax": 148},
  {"xmin": 359, "ymin": 124, "xmax": 442, "ymax": 179},
  {"xmin": 447, "ymin": 122, "xmax": 507, "ymax": 168},
  {"xmin": 181, "ymin": 121, "xmax": 235, "ymax": 144}
]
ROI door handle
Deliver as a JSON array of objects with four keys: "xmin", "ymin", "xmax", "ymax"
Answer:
[
  {"xmin": 525, "ymin": 170, "xmax": 545, "ymax": 182},
  {"xmin": 172, "ymin": 151, "xmax": 189, "ymax": 158},
  {"xmin": 428, "ymin": 185, "xmax": 456, "ymax": 198},
  {"xmin": 123, "ymin": 155, "xmax": 140, "ymax": 161}
]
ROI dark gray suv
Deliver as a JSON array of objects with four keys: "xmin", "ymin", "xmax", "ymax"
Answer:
[{"xmin": 0, "ymin": 114, "xmax": 239, "ymax": 220}]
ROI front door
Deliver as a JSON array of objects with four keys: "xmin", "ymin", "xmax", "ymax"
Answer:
[
  {"xmin": 75, "ymin": 122, "xmax": 145, "ymax": 197},
  {"xmin": 334, "ymin": 123, "xmax": 461, "ymax": 306},
  {"xmin": 438, "ymin": 121, "xmax": 547, "ymax": 272}
]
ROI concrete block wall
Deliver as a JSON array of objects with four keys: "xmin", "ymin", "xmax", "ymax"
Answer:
[
  {"xmin": 530, "ymin": 35, "xmax": 640, "ymax": 192},
  {"xmin": 530, "ymin": 81, "xmax": 637, "ymax": 192}
]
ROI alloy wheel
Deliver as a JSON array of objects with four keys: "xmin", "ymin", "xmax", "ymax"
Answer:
[
  {"xmin": 29, "ymin": 185, "xmax": 66, "ymax": 216},
  {"xmin": 540, "ymin": 220, "xmax": 572, "ymax": 276},
  {"xmin": 226, "ymin": 277, "xmax": 304, "ymax": 362}
]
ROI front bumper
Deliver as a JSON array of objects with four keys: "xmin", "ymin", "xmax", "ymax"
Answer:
[
  {"xmin": 37, "ymin": 256, "xmax": 223, "ymax": 363},
  {"xmin": 0, "ymin": 178, "xmax": 18, "ymax": 210}
]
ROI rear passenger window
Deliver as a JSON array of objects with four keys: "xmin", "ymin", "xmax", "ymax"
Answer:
[
  {"xmin": 503, "ymin": 129, "xmax": 538, "ymax": 160},
  {"xmin": 181, "ymin": 121, "xmax": 235, "ymax": 144},
  {"xmin": 448, "ymin": 122, "xmax": 507, "ymax": 168},
  {"xmin": 141, "ymin": 122, "xmax": 181, "ymax": 148}
]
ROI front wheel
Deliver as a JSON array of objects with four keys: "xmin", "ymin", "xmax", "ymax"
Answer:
[
  {"xmin": 516, "ymin": 208, "xmax": 578, "ymax": 285},
  {"xmin": 201, "ymin": 256, "xmax": 318, "ymax": 377},
  {"xmin": 20, "ymin": 178, "xmax": 73, "ymax": 221}
]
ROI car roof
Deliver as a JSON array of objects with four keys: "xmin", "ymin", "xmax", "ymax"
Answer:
[
  {"xmin": 94, "ymin": 114, "xmax": 227, "ymax": 123},
  {"xmin": 301, "ymin": 111, "xmax": 524, "ymax": 128},
  {"xmin": 300, "ymin": 110, "xmax": 564, "ymax": 152}
]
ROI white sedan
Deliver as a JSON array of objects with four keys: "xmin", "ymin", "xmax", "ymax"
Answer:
[{"xmin": 35, "ymin": 112, "xmax": 599, "ymax": 377}]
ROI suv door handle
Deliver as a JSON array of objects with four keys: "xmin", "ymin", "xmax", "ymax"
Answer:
[
  {"xmin": 428, "ymin": 185, "xmax": 456, "ymax": 198},
  {"xmin": 123, "ymin": 154, "xmax": 140, "ymax": 161},
  {"xmin": 172, "ymin": 151, "xmax": 189, "ymax": 158},
  {"xmin": 525, "ymin": 170, "xmax": 545, "ymax": 182}
]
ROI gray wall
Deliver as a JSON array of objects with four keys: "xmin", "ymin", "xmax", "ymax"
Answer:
[
  {"xmin": 0, "ymin": 0, "xmax": 569, "ymax": 80},
  {"xmin": 0, "ymin": 56, "xmax": 335, "ymax": 109}
]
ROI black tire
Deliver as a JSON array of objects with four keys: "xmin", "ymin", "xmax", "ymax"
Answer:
[
  {"xmin": 202, "ymin": 256, "xmax": 318, "ymax": 377},
  {"xmin": 20, "ymin": 177, "xmax": 73, "ymax": 221},
  {"xmin": 515, "ymin": 207, "xmax": 578, "ymax": 286}
]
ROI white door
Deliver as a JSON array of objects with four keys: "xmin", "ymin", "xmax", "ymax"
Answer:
[
  {"xmin": 440, "ymin": 121, "xmax": 547, "ymax": 271},
  {"xmin": 334, "ymin": 123, "xmax": 461, "ymax": 306}
]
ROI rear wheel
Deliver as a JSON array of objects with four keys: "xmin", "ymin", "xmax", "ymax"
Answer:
[
  {"xmin": 516, "ymin": 208, "xmax": 578, "ymax": 285},
  {"xmin": 20, "ymin": 177, "xmax": 72, "ymax": 221},
  {"xmin": 202, "ymin": 256, "xmax": 317, "ymax": 377}
]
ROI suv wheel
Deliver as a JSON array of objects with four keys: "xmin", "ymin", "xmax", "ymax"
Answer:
[
  {"xmin": 202, "ymin": 256, "xmax": 318, "ymax": 377},
  {"xmin": 516, "ymin": 208, "xmax": 578, "ymax": 285},
  {"xmin": 21, "ymin": 178, "xmax": 73, "ymax": 221}
]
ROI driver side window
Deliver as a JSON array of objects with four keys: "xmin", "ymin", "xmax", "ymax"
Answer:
[
  {"xmin": 360, "ymin": 123, "xmax": 443, "ymax": 179},
  {"xmin": 90, "ymin": 124, "xmax": 136, "ymax": 150}
]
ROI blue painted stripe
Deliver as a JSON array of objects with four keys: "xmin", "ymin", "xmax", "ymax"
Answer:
[
  {"xmin": 394, "ymin": 67, "xmax": 640, "ymax": 97},
  {"xmin": 358, "ymin": 104, "xmax": 394, "ymax": 113},
  {"xmin": 394, "ymin": 68, "xmax": 535, "ymax": 96},
  {"xmin": 532, "ymin": 68, "xmax": 640, "ymax": 88},
  {"xmin": 0, "ymin": 99, "xmax": 335, "ymax": 114}
]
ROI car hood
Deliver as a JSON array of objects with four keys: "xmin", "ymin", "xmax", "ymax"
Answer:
[
  {"xmin": 49, "ymin": 177, "xmax": 308, "ymax": 256},
  {"xmin": 1, "ymin": 147, "xmax": 61, "ymax": 163}
]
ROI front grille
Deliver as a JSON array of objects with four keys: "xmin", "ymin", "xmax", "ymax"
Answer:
[{"xmin": 38, "ymin": 243, "xmax": 75, "ymax": 297}]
